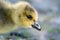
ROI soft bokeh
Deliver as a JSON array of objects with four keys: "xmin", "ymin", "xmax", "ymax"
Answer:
[{"xmin": 0, "ymin": 0, "xmax": 60, "ymax": 40}]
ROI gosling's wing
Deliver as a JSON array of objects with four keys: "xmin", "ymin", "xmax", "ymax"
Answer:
[
  {"xmin": 0, "ymin": 0, "xmax": 14, "ymax": 24},
  {"xmin": 0, "ymin": 1, "xmax": 16, "ymax": 33}
]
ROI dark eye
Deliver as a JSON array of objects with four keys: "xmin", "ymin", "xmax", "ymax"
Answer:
[{"xmin": 26, "ymin": 15, "xmax": 33, "ymax": 20}]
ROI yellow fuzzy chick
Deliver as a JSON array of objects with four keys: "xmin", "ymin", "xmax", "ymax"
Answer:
[{"xmin": 0, "ymin": 1, "xmax": 41, "ymax": 34}]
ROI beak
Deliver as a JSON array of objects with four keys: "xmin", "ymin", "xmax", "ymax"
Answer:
[{"xmin": 32, "ymin": 22, "xmax": 41, "ymax": 31}]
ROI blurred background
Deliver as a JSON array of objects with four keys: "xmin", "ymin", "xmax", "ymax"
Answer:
[{"xmin": 0, "ymin": 0, "xmax": 60, "ymax": 40}]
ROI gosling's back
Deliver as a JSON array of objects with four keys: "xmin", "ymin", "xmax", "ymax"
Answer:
[{"xmin": 0, "ymin": 1, "xmax": 16, "ymax": 34}]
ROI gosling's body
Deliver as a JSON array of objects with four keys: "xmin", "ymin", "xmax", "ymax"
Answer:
[
  {"xmin": 0, "ymin": 1, "xmax": 41, "ymax": 34},
  {"xmin": 0, "ymin": 1, "xmax": 16, "ymax": 33}
]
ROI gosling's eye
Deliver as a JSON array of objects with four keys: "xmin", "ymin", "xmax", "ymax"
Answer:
[{"xmin": 26, "ymin": 15, "xmax": 33, "ymax": 20}]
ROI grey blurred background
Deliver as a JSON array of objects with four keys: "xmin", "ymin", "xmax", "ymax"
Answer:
[{"xmin": 0, "ymin": 0, "xmax": 60, "ymax": 40}]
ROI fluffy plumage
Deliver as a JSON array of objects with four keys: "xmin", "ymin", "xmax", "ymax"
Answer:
[{"xmin": 0, "ymin": 1, "xmax": 41, "ymax": 34}]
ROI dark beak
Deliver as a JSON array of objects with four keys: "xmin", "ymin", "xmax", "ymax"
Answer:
[{"xmin": 32, "ymin": 22, "xmax": 41, "ymax": 31}]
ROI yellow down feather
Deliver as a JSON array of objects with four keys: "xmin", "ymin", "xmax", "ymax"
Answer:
[{"xmin": 0, "ymin": 1, "xmax": 40, "ymax": 34}]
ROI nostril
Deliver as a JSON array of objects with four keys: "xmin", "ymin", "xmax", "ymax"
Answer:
[
  {"xmin": 36, "ymin": 24, "xmax": 39, "ymax": 26},
  {"xmin": 34, "ymin": 22, "xmax": 39, "ymax": 26}
]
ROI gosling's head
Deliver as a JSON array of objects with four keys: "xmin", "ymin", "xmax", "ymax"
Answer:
[{"xmin": 12, "ymin": 1, "xmax": 41, "ymax": 31}]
